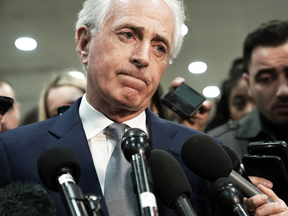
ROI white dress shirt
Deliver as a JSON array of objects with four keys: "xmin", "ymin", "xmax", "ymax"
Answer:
[{"xmin": 79, "ymin": 94, "xmax": 148, "ymax": 194}]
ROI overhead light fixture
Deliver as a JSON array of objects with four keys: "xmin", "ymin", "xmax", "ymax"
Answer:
[
  {"xmin": 188, "ymin": 61, "xmax": 207, "ymax": 74},
  {"xmin": 181, "ymin": 24, "xmax": 188, "ymax": 36},
  {"xmin": 203, "ymin": 86, "xmax": 220, "ymax": 98},
  {"xmin": 15, "ymin": 37, "xmax": 37, "ymax": 51}
]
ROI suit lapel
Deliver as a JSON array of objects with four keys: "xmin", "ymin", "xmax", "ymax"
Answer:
[
  {"xmin": 45, "ymin": 98, "xmax": 109, "ymax": 215},
  {"xmin": 146, "ymin": 108, "xmax": 181, "ymax": 158},
  {"xmin": 44, "ymin": 104, "xmax": 182, "ymax": 216}
]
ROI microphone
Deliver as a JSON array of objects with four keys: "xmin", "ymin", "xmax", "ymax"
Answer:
[
  {"xmin": 148, "ymin": 149, "xmax": 197, "ymax": 216},
  {"xmin": 181, "ymin": 134, "xmax": 274, "ymax": 202},
  {"xmin": 213, "ymin": 177, "xmax": 250, "ymax": 216},
  {"xmin": 121, "ymin": 128, "xmax": 158, "ymax": 216},
  {"xmin": 0, "ymin": 181, "xmax": 56, "ymax": 215},
  {"xmin": 222, "ymin": 145, "xmax": 252, "ymax": 184},
  {"xmin": 37, "ymin": 146, "xmax": 89, "ymax": 216}
]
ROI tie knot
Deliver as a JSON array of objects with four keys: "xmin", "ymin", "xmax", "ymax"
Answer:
[{"xmin": 107, "ymin": 123, "xmax": 126, "ymax": 141}]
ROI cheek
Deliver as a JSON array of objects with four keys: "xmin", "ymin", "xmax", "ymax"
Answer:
[
  {"xmin": 252, "ymin": 87, "xmax": 271, "ymax": 105},
  {"xmin": 230, "ymin": 108, "xmax": 239, "ymax": 120},
  {"xmin": 151, "ymin": 61, "xmax": 166, "ymax": 81}
]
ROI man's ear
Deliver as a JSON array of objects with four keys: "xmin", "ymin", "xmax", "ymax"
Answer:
[
  {"xmin": 243, "ymin": 73, "xmax": 252, "ymax": 97},
  {"xmin": 76, "ymin": 26, "xmax": 91, "ymax": 65}
]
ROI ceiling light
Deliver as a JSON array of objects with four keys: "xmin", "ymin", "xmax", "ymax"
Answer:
[
  {"xmin": 181, "ymin": 24, "xmax": 188, "ymax": 36},
  {"xmin": 15, "ymin": 37, "xmax": 37, "ymax": 51},
  {"xmin": 203, "ymin": 86, "xmax": 220, "ymax": 98},
  {"xmin": 188, "ymin": 61, "xmax": 207, "ymax": 74}
]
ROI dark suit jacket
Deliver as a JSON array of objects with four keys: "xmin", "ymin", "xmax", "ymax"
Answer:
[
  {"xmin": 207, "ymin": 108, "xmax": 277, "ymax": 161},
  {"xmin": 0, "ymin": 98, "xmax": 223, "ymax": 216}
]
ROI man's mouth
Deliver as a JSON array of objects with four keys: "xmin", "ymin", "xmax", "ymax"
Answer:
[
  {"xmin": 118, "ymin": 73, "xmax": 148, "ymax": 86},
  {"xmin": 273, "ymin": 102, "xmax": 288, "ymax": 114}
]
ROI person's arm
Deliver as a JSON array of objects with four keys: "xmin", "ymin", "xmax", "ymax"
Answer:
[
  {"xmin": 244, "ymin": 184, "xmax": 288, "ymax": 215},
  {"xmin": 168, "ymin": 77, "xmax": 212, "ymax": 131}
]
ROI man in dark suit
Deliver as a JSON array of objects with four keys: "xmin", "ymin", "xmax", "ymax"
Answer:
[{"xmin": 0, "ymin": 0, "xmax": 287, "ymax": 215}]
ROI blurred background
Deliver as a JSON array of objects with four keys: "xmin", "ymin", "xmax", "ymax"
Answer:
[{"xmin": 1, "ymin": 0, "xmax": 288, "ymax": 121}]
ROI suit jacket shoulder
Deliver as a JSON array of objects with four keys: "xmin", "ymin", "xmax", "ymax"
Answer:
[{"xmin": 207, "ymin": 108, "xmax": 264, "ymax": 160}]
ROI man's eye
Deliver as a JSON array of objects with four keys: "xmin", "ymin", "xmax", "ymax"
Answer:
[
  {"xmin": 124, "ymin": 32, "xmax": 133, "ymax": 39},
  {"xmin": 257, "ymin": 76, "xmax": 272, "ymax": 83},
  {"xmin": 156, "ymin": 45, "xmax": 165, "ymax": 53}
]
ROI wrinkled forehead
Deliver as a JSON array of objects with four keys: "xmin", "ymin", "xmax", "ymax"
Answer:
[
  {"xmin": 108, "ymin": 0, "xmax": 175, "ymax": 37},
  {"xmin": 110, "ymin": 0, "xmax": 174, "ymax": 22},
  {"xmin": 250, "ymin": 43, "xmax": 288, "ymax": 69}
]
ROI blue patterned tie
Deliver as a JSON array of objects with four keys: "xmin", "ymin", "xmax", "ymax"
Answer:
[{"xmin": 104, "ymin": 123, "xmax": 138, "ymax": 216}]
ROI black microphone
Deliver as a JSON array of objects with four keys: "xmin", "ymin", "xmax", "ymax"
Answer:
[
  {"xmin": 148, "ymin": 149, "xmax": 197, "ymax": 216},
  {"xmin": 121, "ymin": 128, "xmax": 158, "ymax": 216},
  {"xmin": 181, "ymin": 134, "xmax": 274, "ymax": 202},
  {"xmin": 222, "ymin": 145, "xmax": 252, "ymax": 184},
  {"xmin": 37, "ymin": 146, "xmax": 89, "ymax": 216},
  {"xmin": 213, "ymin": 177, "xmax": 250, "ymax": 216},
  {"xmin": 0, "ymin": 181, "xmax": 57, "ymax": 215}
]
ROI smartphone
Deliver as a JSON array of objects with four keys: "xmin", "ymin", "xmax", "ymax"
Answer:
[
  {"xmin": 242, "ymin": 154, "xmax": 288, "ymax": 203},
  {"xmin": 160, "ymin": 83, "xmax": 206, "ymax": 119},
  {"xmin": 57, "ymin": 104, "xmax": 71, "ymax": 116},
  {"xmin": 247, "ymin": 141, "xmax": 288, "ymax": 172},
  {"xmin": 0, "ymin": 96, "xmax": 14, "ymax": 116}
]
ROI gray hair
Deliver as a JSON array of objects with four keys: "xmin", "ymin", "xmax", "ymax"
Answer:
[{"xmin": 75, "ymin": 0, "xmax": 186, "ymax": 60}]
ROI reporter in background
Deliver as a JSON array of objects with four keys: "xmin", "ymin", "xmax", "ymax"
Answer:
[
  {"xmin": 21, "ymin": 71, "xmax": 86, "ymax": 125},
  {"xmin": 38, "ymin": 71, "xmax": 86, "ymax": 121},
  {"xmin": 208, "ymin": 20, "xmax": 288, "ymax": 161},
  {"xmin": 205, "ymin": 58, "xmax": 255, "ymax": 132},
  {"xmin": 166, "ymin": 59, "xmax": 254, "ymax": 133},
  {"xmin": 0, "ymin": 78, "xmax": 20, "ymax": 133}
]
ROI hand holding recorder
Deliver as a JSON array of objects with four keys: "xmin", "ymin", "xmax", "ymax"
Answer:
[{"xmin": 163, "ymin": 77, "xmax": 211, "ymax": 131}]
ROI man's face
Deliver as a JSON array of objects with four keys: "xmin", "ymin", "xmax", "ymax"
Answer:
[
  {"xmin": 0, "ymin": 83, "xmax": 20, "ymax": 132},
  {"xmin": 77, "ymin": 0, "xmax": 175, "ymax": 118},
  {"xmin": 244, "ymin": 42, "xmax": 288, "ymax": 125}
]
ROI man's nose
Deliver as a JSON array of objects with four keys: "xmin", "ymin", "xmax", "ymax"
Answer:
[
  {"xmin": 276, "ymin": 77, "xmax": 288, "ymax": 99},
  {"xmin": 130, "ymin": 42, "xmax": 150, "ymax": 68}
]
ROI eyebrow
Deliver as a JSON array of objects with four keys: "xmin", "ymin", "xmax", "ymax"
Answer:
[
  {"xmin": 114, "ymin": 24, "xmax": 144, "ymax": 35},
  {"xmin": 114, "ymin": 24, "xmax": 171, "ymax": 51}
]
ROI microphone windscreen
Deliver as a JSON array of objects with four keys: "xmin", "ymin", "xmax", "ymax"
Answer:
[
  {"xmin": 213, "ymin": 177, "xmax": 236, "ymax": 196},
  {"xmin": 181, "ymin": 134, "xmax": 232, "ymax": 182},
  {"xmin": 222, "ymin": 145, "xmax": 241, "ymax": 174},
  {"xmin": 212, "ymin": 177, "xmax": 248, "ymax": 215},
  {"xmin": 37, "ymin": 146, "xmax": 81, "ymax": 192},
  {"xmin": 148, "ymin": 149, "xmax": 192, "ymax": 208}
]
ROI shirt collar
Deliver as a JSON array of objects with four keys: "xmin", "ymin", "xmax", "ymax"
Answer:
[{"xmin": 79, "ymin": 94, "xmax": 147, "ymax": 140}]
